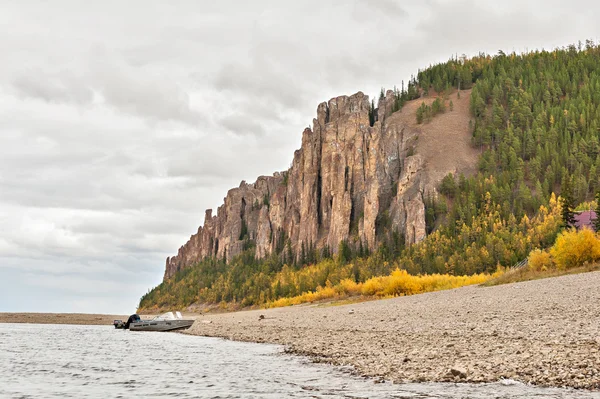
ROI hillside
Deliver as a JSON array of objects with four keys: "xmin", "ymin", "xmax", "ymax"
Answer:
[
  {"xmin": 140, "ymin": 43, "xmax": 600, "ymax": 311},
  {"xmin": 162, "ymin": 87, "xmax": 476, "ymax": 280}
]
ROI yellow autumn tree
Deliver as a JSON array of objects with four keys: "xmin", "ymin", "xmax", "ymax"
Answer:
[{"xmin": 550, "ymin": 228, "xmax": 600, "ymax": 269}]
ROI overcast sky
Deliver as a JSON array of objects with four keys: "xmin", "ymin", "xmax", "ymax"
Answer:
[{"xmin": 1, "ymin": 1, "xmax": 597, "ymax": 314}]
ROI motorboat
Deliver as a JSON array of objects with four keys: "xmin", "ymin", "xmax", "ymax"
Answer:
[
  {"xmin": 113, "ymin": 314, "xmax": 139, "ymax": 329},
  {"xmin": 114, "ymin": 311, "xmax": 194, "ymax": 332}
]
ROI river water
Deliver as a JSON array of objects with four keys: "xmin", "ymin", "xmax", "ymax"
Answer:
[{"xmin": 0, "ymin": 323, "xmax": 598, "ymax": 398}]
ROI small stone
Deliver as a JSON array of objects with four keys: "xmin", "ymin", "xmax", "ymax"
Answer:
[
  {"xmin": 348, "ymin": 310, "xmax": 355, "ymax": 314},
  {"xmin": 259, "ymin": 315, "xmax": 265, "ymax": 320},
  {"xmin": 450, "ymin": 367, "xmax": 468, "ymax": 379}
]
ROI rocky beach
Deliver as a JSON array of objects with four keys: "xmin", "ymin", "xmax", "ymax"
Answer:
[{"xmin": 185, "ymin": 272, "xmax": 600, "ymax": 390}]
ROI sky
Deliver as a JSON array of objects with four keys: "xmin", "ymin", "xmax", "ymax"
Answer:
[{"xmin": 1, "ymin": 0, "xmax": 598, "ymax": 314}]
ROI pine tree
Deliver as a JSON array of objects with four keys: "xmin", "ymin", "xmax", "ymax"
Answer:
[
  {"xmin": 286, "ymin": 241, "xmax": 294, "ymax": 266},
  {"xmin": 561, "ymin": 178, "xmax": 576, "ymax": 229},
  {"xmin": 300, "ymin": 242, "xmax": 306, "ymax": 266},
  {"xmin": 594, "ymin": 192, "xmax": 600, "ymax": 232},
  {"xmin": 321, "ymin": 245, "xmax": 331, "ymax": 260},
  {"xmin": 140, "ymin": 44, "xmax": 600, "ymax": 310},
  {"xmin": 337, "ymin": 240, "xmax": 352, "ymax": 264}
]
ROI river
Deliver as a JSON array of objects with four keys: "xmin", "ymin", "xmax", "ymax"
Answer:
[{"xmin": 0, "ymin": 323, "xmax": 598, "ymax": 398}]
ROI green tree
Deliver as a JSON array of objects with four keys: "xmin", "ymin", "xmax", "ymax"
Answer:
[
  {"xmin": 561, "ymin": 178, "xmax": 576, "ymax": 229},
  {"xmin": 440, "ymin": 173, "xmax": 457, "ymax": 198},
  {"xmin": 139, "ymin": 43, "xmax": 600, "ymax": 311},
  {"xmin": 337, "ymin": 240, "xmax": 352, "ymax": 264},
  {"xmin": 594, "ymin": 192, "xmax": 600, "ymax": 232},
  {"xmin": 416, "ymin": 103, "xmax": 425, "ymax": 124}
]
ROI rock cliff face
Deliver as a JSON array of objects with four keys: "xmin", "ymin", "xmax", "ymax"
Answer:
[{"xmin": 163, "ymin": 90, "xmax": 473, "ymax": 280}]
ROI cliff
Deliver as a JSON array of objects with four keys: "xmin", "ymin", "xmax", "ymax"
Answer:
[{"xmin": 164, "ymin": 89, "xmax": 477, "ymax": 280}]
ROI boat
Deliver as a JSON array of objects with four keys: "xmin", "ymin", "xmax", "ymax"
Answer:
[{"xmin": 113, "ymin": 311, "xmax": 194, "ymax": 332}]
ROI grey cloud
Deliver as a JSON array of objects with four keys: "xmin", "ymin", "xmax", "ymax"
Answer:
[
  {"xmin": 12, "ymin": 71, "xmax": 94, "ymax": 105},
  {"xmin": 414, "ymin": 0, "xmax": 580, "ymax": 55},
  {"xmin": 239, "ymin": 97, "xmax": 287, "ymax": 123},
  {"xmin": 214, "ymin": 61, "xmax": 309, "ymax": 110},
  {"xmin": 359, "ymin": 0, "xmax": 408, "ymax": 17},
  {"xmin": 0, "ymin": 267, "xmax": 148, "ymax": 313},
  {"xmin": 1, "ymin": 0, "xmax": 599, "ymax": 313},
  {"xmin": 250, "ymin": 44, "xmax": 318, "ymax": 106},
  {"xmin": 68, "ymin": 212, "xmax": 190, "ymax": 238},
  {"xmin": 91, "ymin": 56, "xmax": 203, "ymax": 126},
  {"xmin": 221, "ymin": 114, "xmax": 266, "ymax": 137}
]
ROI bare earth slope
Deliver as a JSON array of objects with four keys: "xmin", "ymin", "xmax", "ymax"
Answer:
[
  {"xmin": 186, "ymin": 271, "xmax": 600, "ymax": 389},
  {"xmin": 413, "ymin": 90, "xmax": 479, "ymax": 185}
]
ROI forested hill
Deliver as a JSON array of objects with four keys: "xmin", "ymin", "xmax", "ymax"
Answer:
[{"xmin": 139, "ymin": 42, "xmax": 600, "ymax": 311}]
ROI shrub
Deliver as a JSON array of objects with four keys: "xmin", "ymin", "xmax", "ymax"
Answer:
[
  {"xmin": 550, "ymin": 228, "xmax": 600, "ymax": 270},
  {"xmin": 268, "ymin": 284, "xmax": 338, "ymax": 308},
  {"xmin": 381, "ymin": 269, "xmax": 422, "ymax": 296},
  {"xmin": 528, "ymin": 249, "xmax": 553, "ymax": 271},
  {"xmin": 336, "ymin": 278, "xmax": 361, "ymax": 295},
  {"xmin": 361, "ymin": 277, "xmax": 385, "ymax": 296}
]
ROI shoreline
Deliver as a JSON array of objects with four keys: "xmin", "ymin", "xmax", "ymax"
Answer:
[
  {"xmin": 183, "ymin": 271, "xmax": 600, "ymax": 390},
  {"xmin": 0, "ymin": 312, "xmax": 193, "ymax": 325},
  {"xmin": 3, "ymin": 272, "xmax": 600, "ymax": 390},
  {"xmin": 0, "ymin": 313, "xmax": 129, "ymax": 325}
]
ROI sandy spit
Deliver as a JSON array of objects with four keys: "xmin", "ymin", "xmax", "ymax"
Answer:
[
  {"xmin": 185, "ymin": 272, "xmax": 600, "ymax": 389},
  {"xmin": 0, "ymin": 313, "xmax": 130, "ymax": 325}
]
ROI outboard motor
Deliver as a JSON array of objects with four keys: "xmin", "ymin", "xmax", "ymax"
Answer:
[
  {"xmin": 113, "ymin": 319, "xmax": 125, "ymax": 329},
  {"xmin": 124, "ymin": 314, "xmax": 141, "ymax": 329}
]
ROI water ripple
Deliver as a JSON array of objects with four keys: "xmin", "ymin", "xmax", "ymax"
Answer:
[{"xmin": 0, "ymin": 323, "xmax": 599, "ymax": 398}]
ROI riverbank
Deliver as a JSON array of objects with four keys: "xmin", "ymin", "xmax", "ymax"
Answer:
[
  {"xmin": 0, "ymin": 313, "xmax": 129, "ymax": 325},
  {"xmin": 185, "ymin": 271, "xmax": 600, "ymax": 389}
]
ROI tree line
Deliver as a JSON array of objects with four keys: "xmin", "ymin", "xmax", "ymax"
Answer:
[{"xmin": 139, "ymin": 42, "xmax": 600, "ymax": 311}]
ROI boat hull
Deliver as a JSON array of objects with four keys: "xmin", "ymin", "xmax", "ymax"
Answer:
[{"xmin": 129, "ymin": 319, "xmax": 194, "ymax": 332}]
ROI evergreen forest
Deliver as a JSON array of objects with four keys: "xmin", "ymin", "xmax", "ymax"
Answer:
[{"xmin": 139, "ymin": 42, "xmax": 600, "ymax": 311}]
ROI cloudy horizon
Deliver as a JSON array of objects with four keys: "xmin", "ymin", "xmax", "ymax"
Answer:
[{"xmin": 1, "ymin": 0, "xmax": 598, "ymax": 314}]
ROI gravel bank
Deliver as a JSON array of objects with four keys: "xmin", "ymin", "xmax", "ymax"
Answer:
[
  {"xmin": 0, "ymin": 313, "xmax": 128, "ymax": 325},
  {"xmin": 185, "ymin": 272, "xmax": 600, "ymax": 389}
]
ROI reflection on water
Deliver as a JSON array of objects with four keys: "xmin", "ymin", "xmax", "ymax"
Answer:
[{"xmin": 0, "ymin": 323, "xmax": 598, "ymax": 398}]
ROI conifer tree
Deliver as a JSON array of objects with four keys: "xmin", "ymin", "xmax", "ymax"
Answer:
[
  {"xmin": 286, "ymin": 241, "xmax": 294, "ymax": 267},
  {"xmin": 138, "ymin": 43, "xmax": 600, "ymax": 310},
  {"xmin": 594, "ymin": 191, "xmax": 600, "ymax": 232},
  {"xmin": 561, "ymin": 178, "xmax": 576, "ymax": 229},
  {"xmin": 300, "ymin": 242, "xmax": 306, "ymax": 266}
]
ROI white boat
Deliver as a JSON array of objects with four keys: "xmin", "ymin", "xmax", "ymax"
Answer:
[{"xmin": 114, "ymin": 312, "xmax": 194, "ymax": 332}]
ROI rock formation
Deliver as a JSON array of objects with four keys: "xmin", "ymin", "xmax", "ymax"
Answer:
[{"xmin": 163, "ymin": 90, "xmax": 474, "ymax": 280}]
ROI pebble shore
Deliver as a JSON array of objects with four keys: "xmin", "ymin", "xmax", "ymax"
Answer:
[{"xmin": 185, "ymin": 272, "xmax": 600, "ymax": 389}]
